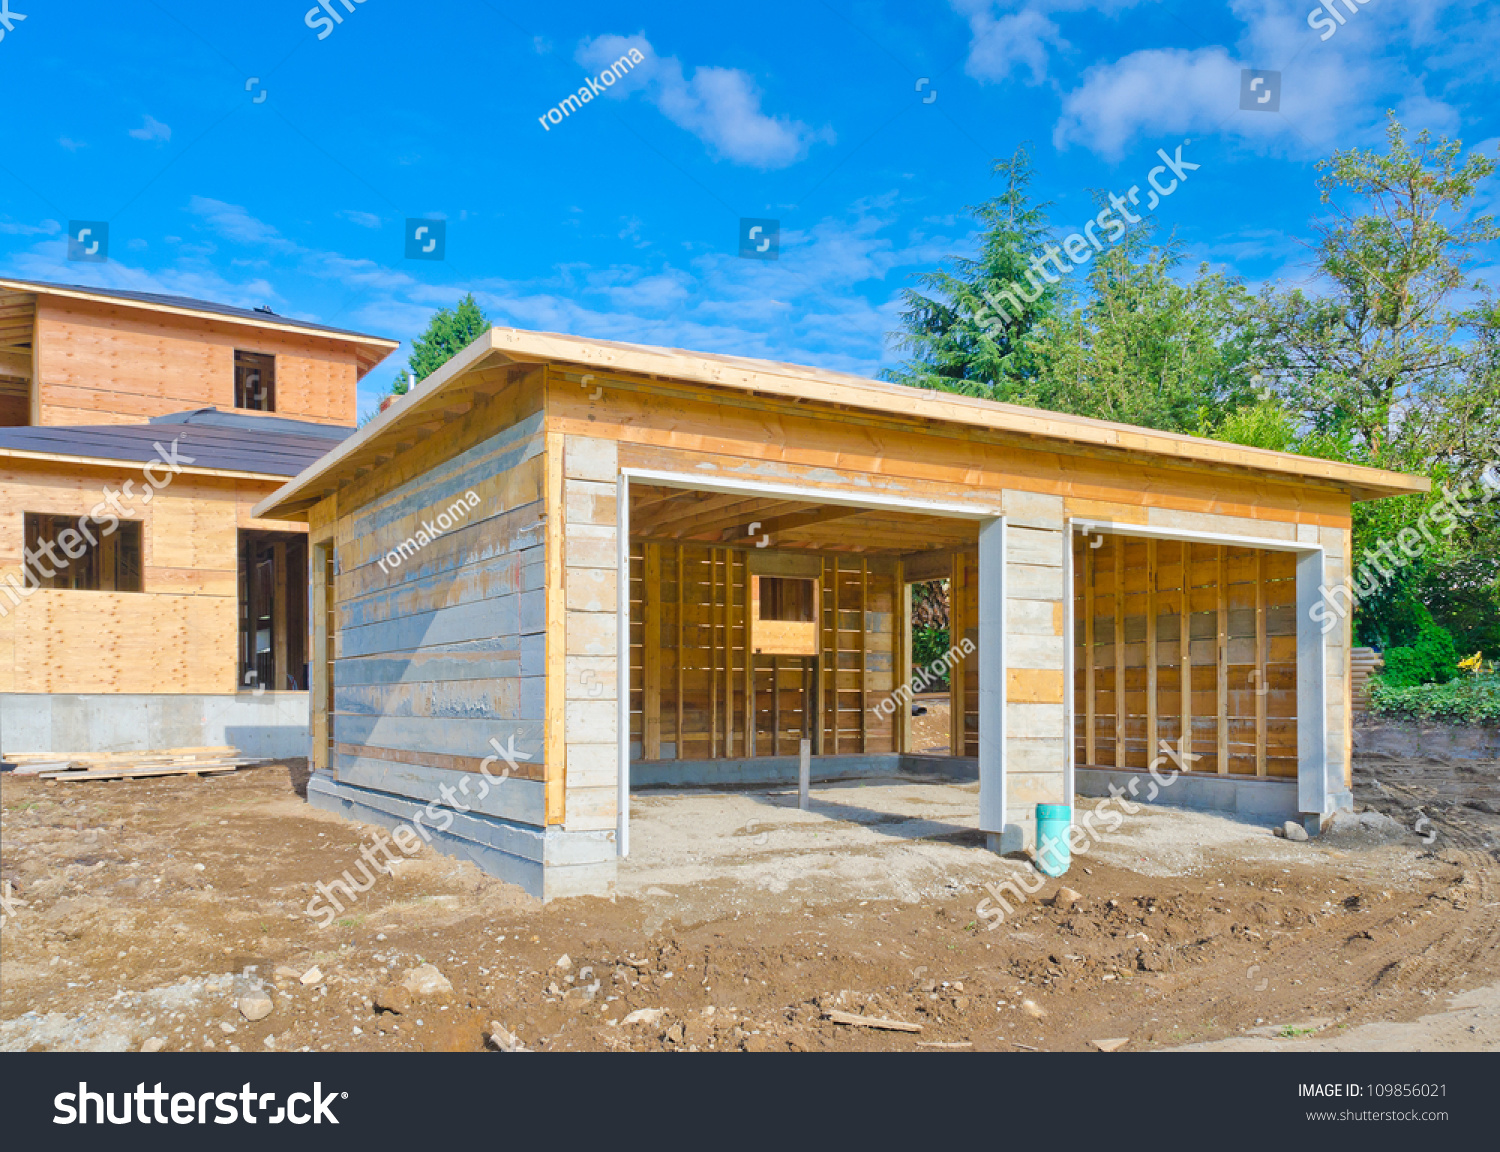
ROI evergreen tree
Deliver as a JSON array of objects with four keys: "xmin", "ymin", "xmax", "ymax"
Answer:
[
  {"xmin": 390, "ymin": 294, "xmax": 490, "ymax": 395},
  {"xmin": 883, "ymin": 145, "xmax": 1058, "ymax": 398}
]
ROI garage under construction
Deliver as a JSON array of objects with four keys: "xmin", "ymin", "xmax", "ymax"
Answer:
[{"xmin": 253, "ymin": 328, "xmax": 1427, "ymax": 899}]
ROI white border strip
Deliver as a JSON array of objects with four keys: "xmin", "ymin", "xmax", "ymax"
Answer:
[
  {"xmin": 1071, "ymin": 519, "xmax": 1319, "ymax": 554},
  {"xmin": 621, "ymin": 467, "xmax": 1000, "ymax": 519}
]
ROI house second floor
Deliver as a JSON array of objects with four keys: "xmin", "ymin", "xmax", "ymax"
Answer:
[{"xmin": 0, "ymin": 278, "xmax": 398, "ymax": 428}]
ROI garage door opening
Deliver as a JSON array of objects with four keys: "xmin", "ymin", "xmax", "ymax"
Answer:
[{"xmin": 620, "ymin": 479, "xmax": 995, "ymax": 853}]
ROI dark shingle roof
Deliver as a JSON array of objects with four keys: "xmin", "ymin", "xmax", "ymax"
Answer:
[
  {"xmin": 0, "ymin": 409, "xmax": 354, "ymax": 477},
  {"xmin": 0, "ymin": 277, "xmax": 395, "ymax": 345}
]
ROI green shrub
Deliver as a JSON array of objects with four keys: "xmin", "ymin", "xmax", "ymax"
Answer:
[
  {"xmin": 1378, "ymin": 605, "xmax": 1460, "ymax": 687},
  {"xmin": 1368, "ymin": 673, "xmax": 1500, "ymax": 726},
  {"xmin": 911, "ymin": 627, "xmax": 951, "ymax": 689}
]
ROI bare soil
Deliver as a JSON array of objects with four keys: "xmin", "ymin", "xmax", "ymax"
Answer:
[{"xmin": 2, "ymin": 741, "xmax": 1496, "ymax": 1054}]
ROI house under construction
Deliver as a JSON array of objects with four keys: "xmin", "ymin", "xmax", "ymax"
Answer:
[{"xmin": 254, "ymin": 328, "xmax": 1427, "ymax": 899}]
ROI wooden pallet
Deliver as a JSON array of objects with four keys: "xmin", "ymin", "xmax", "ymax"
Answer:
[
  {"xmin": 40, "ymin": 762, "xmax": 244, "ymax": 783},
  {"xmin": 8, "ymin": 745, "xmax": 239, "ymax": 768}
]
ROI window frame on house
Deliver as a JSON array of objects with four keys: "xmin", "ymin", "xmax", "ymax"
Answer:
[
  {"xmin": 22, "ymin": 513, "xmax": 143, "ymax": 592},
  {"xmin": 233, "ymin": 350, "xmax": 276, "ymax": 412}
]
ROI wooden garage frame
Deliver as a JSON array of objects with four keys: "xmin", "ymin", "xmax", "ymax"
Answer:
[
  {"xmin": 1067, "ymin": 519, "xmax": 1335, "ymax": 820},
  {"xmin": 616, "ymin": 466, "xmax": 1003, "ymax": 856}
]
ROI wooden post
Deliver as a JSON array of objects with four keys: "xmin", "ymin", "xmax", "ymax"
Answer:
[
  {"xmin": 676, "ymin": 546, "xmax": 685, "ymax": 761},
  {"xmin": 950, "ymin": 552, "xmax": 965, "ymax": 757},
  {"xmin": 1180, "ymin": 540, "xmax": 1192, "ymax": 767},
  {"xmin": 727, "ymin": 550, "xmax": 737, "ymax": 758},
  {"xmin": 859, "ymin": 557, "xmax": 869, "ymax": 754},
  {"xmin": 1146, "ymin": 539, "xmax": 1158, "ymax": 766},
  {"xmin": 831, "ymin": 557, "xmax": 841, "ymax": 755},
  {"xmin": 1083, "ymin": 538, "xmax": 1096, "ymax": 766},
  {"xmin": 1113, "ymin": 541, "xmax": 1125, "ymax": 768},
  {"xmin": 710, "ymin": 548, "xmax": 719, "ymax": 758},
  {"xmin": 744, "ymin": 552, "xmax": 755, "ymax": 759},
  {"xmin": 895, "ymin": 559, "xmax": 910, "ymax": 754},
  {"xmin": 772, "ymin": 656, "xmax": 781, "ymax": 757},
  {"xmin": 1255, "ymin": 549, "xmax": 1268, "ymax": 778},
  {"xmin": 1216, "ymin": 545, "xmax": 1229, "ymax": 775},
  {"xmin": 798, "ymin": 737, "xmax": 811, "ymax": 810},
  {"xmin": 643, "ymin": 543, "xmax": 662, "ymax": 760},
  {"xmin": 272, "ymin": 540, "xmax": 289, "ymax": 692}
]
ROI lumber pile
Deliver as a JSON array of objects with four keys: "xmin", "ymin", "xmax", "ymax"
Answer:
[
  {"xmin": 3, "ymin": 746, "xmax": 251, "ymax": 783},
  {"xmin": 1350, "ymin": 647, "xmax": 1384, "ymax": 712}
]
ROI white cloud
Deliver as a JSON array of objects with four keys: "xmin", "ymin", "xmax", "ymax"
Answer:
[
  {"xmin": 953, "ymin": 2, "xmax": 1065, "ymax": 84},
  {"xmin": 951, "ymin": 0, "xmax": 1151, "ymax": 85},
  {"xmin": 338, "ymin": 209, "xmax": 383, "ymax": 229},
  {"xmin": 128, "ymin": 115, "xmax": 171, "ymax": 143},
  {"xmin": 1049, "ymin": 0, "xmax": 1482, "ymax": 160},
  {"xmin": 59, "ymin": 137, "xmax": 87, "ymax": 151},
  {"xmin": 575, "ymin": 33, "xmax": 833, "ymax": 168},
  {"xmin": 0, "ymin": 217, "xmax": 59, "ymax": 237}
]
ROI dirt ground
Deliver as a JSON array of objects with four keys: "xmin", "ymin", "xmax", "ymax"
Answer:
[{"xmin": 2, "ymin": 712, "xmax": 1497, "ymax": 1053}]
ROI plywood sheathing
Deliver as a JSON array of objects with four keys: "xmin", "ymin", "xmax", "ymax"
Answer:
[
  {"xmin": 31, "ymin": 297, "xmax": 377, "ymax": 428},
  {"xmin": 0, "ymin": 458, "xmax": 295, "ymax": 694}
]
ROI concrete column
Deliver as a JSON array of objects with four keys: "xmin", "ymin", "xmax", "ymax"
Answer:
[
  {"xmin": 979, "ymin": 516, "xmax": 1020, "ymax": 851},
  {"xmin": 1295, "ymin": 548, "xmax": 1335, "ymax": 827}
]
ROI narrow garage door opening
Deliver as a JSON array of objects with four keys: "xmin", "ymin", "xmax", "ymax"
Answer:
[{"xmin": 1073, "ymin": 531, "xmax": 1299, "ymax": 781}]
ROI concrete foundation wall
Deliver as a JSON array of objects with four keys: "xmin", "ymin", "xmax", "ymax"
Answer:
[
  {"xmin": 0, "ymin": 692, "xmax": 310, "ymax": 759},
  {"xmin": 1075, "ymin": 766, "xmax": 1307, "ymax": 822},
  {"xmin": 632, "ymin": 753, "xmax": 982, "ymax": 789},
  {"xmin": 307, "ymin": 772, "xmax": 616, "ymax": 901}
]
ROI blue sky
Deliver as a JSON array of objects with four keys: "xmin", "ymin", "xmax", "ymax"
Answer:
[{"xmin": 2, "ymin": 0, "xmax": 1497, "ymax": 417}]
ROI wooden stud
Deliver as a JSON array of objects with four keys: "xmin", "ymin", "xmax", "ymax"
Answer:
[
  {"xmin": 1180, "ymin": 540, "xmax": 1192, "ymax": 768},
  {"xmin": 710, "ymin": 548, "xmax": 719, "ymax": 758},
  {"xmin": 1113, "ymin": 541, "xmax": 1126, "ymax": 769},
  {"xmin": 1083, "ymin": 538, "xmax": 1096, "ymax": 766},
  {"xmin": 1216, "ymin": 544, "xmax": 1229, "ymax": 776},
  {"xmin": 1146, "ymin": 538, "xmax": 1158, "ymax": 767},
  {"xmin": 744, "ymin": 551, "xmax": 755, "ymax": 758},
  {"xmin": 676, "ymin": 545, "xmax": 685, "ymax": 760},
  {"xmin": 831, "ymin": 556, "xmax": 841, "ymax": 756},
  {"xmin": 643, "ymin": 542, "xmax": 662, "ymax": 760},
  {"xmin": 727, "ymin": 550, "xmax": 737, "ymax": 757},
  {"xmin": 860, "ymin": 557, "xmax": 869, "ymax": 754},
  {"xmin": 895, "ymin": 558, "xmax": 910, "ymax": 754},
  {"xmin": 1255, "ymin": 549, "xmax": 1268, "ymax": 778},
  {"xmin": 772, "ymin": 655, "xmax": 781, "ymax": 757}
]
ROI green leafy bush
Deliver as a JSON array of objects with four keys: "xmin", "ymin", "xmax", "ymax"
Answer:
[
  {"xmin": 911, "ymin": 627, "xmax": 951, "ymax": 689},
  {"xmin": 1368, "ymin": 673, "xmax": 1500, "ymax": 725},
  {"xmin": 1378, "ymin": 605, "xmax": 1460, "ymax": 687}
]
